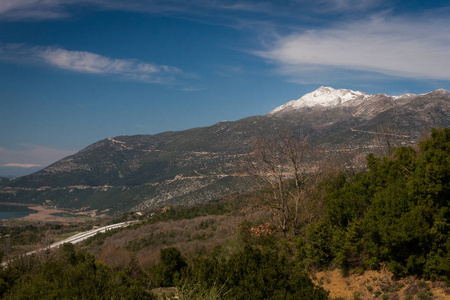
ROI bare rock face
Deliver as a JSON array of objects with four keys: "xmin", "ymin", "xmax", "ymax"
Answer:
[{"xmin": 1, "ymin": 87, "xmax": 449, "ymax": 214}]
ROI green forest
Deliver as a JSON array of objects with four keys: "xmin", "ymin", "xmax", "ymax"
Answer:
[
  {"xmin": 306, "ymin": 127, "xmax": 449, "ymax": 281},
  {"xmin": 0, "ymin": 128, "xmax": 448, "ymax": 299}
]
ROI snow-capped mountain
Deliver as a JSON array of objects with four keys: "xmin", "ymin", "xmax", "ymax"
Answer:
[
  {"xmin": 269, "ymin": 86, "xmax": 371, "ymax": 114},
  {"xmin": 2, "ymin": 86, "xmax": 449, "ymax": 214},
  {"xmin": 268, "ymin": 86, "xmax": 450, "ymax": 117}
]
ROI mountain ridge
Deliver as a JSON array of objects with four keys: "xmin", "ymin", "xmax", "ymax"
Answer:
[
  {"xmin": 1, "ymin": 87, "xmax": 449, "ymax": 214},
  {"xmin": 269, "ymin": 86, "xmax": 449, "ymax": 115}
]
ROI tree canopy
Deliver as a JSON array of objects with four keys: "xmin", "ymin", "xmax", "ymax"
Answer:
[{"xmin": 306, "ymin": 128, "xmax": 450, "ymax": 282}]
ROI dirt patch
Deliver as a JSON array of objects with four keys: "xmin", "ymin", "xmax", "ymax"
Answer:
[
  {"xmin": 18, "ymin": 206, "xmax": 91, "ymax": 223},
  {"xmin": 313, "ymin": 267, "xmax": 450, "ymax": 300}
]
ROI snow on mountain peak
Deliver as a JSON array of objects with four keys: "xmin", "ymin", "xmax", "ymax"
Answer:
[{"xmin": 269, "ymin": 86, "xmax": 371, "ymax": 115}]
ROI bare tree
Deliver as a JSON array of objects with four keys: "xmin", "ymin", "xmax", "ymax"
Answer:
[{"xmin": 240, "ymin": 131, "xmax": 315, "ymax": 236}]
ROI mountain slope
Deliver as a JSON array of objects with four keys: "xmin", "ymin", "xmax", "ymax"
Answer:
[{"xmin": 1, "ymin": 87, "xmax": 449, "ymax": 214}]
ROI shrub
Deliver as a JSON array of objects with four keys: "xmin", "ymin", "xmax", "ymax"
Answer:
[
  {"xmin": 188, "ymin": 245, "xmax": 329, "ymax": 300},
  {"xmin": 151, "ymin": 247, "xmax": 187, "ymax": 287}
]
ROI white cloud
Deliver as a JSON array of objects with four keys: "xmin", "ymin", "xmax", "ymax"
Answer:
[
  {"xmin": 0, "ymin": 0, "xmax": 263, "ymax": 21},
  {"xmin": 318, "ymin": 0, "xmax": 381, "ymax": 12},
  {"xmin": 0, "ymin": 144, "xmax": 76, "ymax": 167},
  {"xmin": 0, "ymin": 44, "xmax": 184, "ymax": 84},
  {"xmin": 0, "ymin": 163, "xmax": 42, "ymax": 168},
  {"xmin": 2, "ymin": 1, "xmax": 450, "ymax": 83},
  {"xmin": 0, "ymin": 0, "xmax": 383, "ymax": 22},
  {"xmin": 0, "ymin": 0, "xmax": 70, "ymax": 20},
  {"xmin": 255, "ymin": 15, "xmax": 450, "ymax": 81}
]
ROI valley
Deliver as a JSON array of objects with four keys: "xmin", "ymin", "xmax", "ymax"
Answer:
[{"xmin": 0, "ymin": 88, "xmax": 449, "ymax": 299}]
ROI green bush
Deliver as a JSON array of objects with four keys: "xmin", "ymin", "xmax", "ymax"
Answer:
[
  {"xmin": 303, "ymin": 128, "xmax": 450, "ymax": 282},
  {"xmin": 188, "ymin": 245, "xmax": 329, "ymax": 299},
  {"xmin": 151, "ymin": 247, "xmax": 188, "ymax": 287},
  {"xmin": 0, "ymin": 245, "xmax": 154, "ymax": 299}
]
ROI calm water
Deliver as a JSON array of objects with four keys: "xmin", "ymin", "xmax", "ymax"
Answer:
[{"xmin": 0, "ymin": 205, "xmax": 36, "ymax": 220}]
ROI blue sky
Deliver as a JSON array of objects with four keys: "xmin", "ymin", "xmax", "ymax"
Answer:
[{"xmin": 1, "ymin": 0, "xmax": 450, "ymax": 177}]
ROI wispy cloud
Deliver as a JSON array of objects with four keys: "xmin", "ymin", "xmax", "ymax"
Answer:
[
  {"xmin": 0, "ymin": 163, "xmax": 42, "ymax": 168},
  {"xmin": 0, "ymin": 44, "xmax": 185, "ymax": 84},
  {"xmin": 0, "ymin": 0, "xmax": 266, "ymax": 21},
  {"xmin": 0, "ymin": 0, "xmax": 380, "ymax": 22},
  {"xmin": 2, "ymin": 1, "xmax": 450, "ymax": 83},
  {"xmin": 318, "ymin": 0, "xmax": 382, "ymax": 12},
  {"xmin": 255, "ymin": 14, "xmax": 450, "ymax": 81},
  {"xmin": 0, "ymin": 144, "xmax": 76, "ymax": 167},
  {"xmin": 0, "ymin": 0, "xmax": 70, "ymax": 21}
]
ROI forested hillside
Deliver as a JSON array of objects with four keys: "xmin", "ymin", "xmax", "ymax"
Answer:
[
  {"xmin": 0, "ymin": 128, "xmax": 448, "ymax": 299},
  {"xmin": 305, "ymin": 127, "xmax": 449, "ymax": 282}
]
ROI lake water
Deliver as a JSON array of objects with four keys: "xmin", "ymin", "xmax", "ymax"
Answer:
[{"xmin": 0, "ymin": 204, "xmax": 36, "ymax": 220}]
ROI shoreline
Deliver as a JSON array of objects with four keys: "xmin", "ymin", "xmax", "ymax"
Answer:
[{"xmin": 0, "ymin": 204, "xmax": 90, "ymax": 223}]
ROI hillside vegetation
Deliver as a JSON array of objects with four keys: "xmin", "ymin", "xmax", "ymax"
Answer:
[
  {"xmin": 305, "ymin": 127, "xmax": 449, "ymax": 282},
  {"xmin": 2, "ymin": 88, "xmax": 449, "ymax": 214},
  {"xmin": 0, "ymin": 128, "xmax": 448, "ymax": 299}
]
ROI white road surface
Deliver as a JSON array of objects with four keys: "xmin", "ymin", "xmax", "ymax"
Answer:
[
  {"xmin": 2, "ymin": 220, "xmax": 138, "ymax": 267},
  {"xmin": 45, "ymin": 220, "xmax": 138, "ymax": 250}
]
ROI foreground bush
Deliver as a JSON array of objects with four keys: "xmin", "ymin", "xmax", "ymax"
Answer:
[
  {"xmin": 0, "ymin": 244, "xmax": 155, "ymax": 299},
  {"xmin": 306, "ymin": 128, "xmax": 450, "ymax": 282},
  {"xmin": 188, "ymin": 245, "xmax": 329, "ymax": 299}
]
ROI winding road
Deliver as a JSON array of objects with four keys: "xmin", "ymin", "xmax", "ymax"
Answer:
[
  {"xmin": 45, "ymin": 220, "xmax": 138, "ymax": 250},
  {"xmin": 2, "ymin": 220, "xmax": 138, "ymax": 267}
]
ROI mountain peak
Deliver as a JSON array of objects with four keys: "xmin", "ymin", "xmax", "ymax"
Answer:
[
  {"xmin": 428, "ymin": 88, "xmax": 450, "ymax": 96},
  {"xmin": 269, "ymin": 86, "xmax": 372, "ymax": 115}
]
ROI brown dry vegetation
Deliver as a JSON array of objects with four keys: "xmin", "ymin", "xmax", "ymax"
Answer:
[
  {"xmin": 18, "ymin": 205, "xmax": 92, "ymax": 223},
  {"xmin": 86, "ymin": 209, "xmax": 272, "ymax": 270},
  {"xmin": 314, "ymin": 268, "xmax": 450, "ymax": 300}
]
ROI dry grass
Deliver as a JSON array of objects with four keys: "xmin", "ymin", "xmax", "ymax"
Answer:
[
  {"xmin": 313, "ymin": 267, "xmax": 450, "ymax": 300},
  {"xmin": 150, "ymin": 287, "xmax": 177, "ymax": 299},
  {"xmin": 87, "ymin": 211, "xmax": 271, "ymax": 270},
  {"xmin": 17, "ymin": 205, "xmax": 91, "ymax": 223}
]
